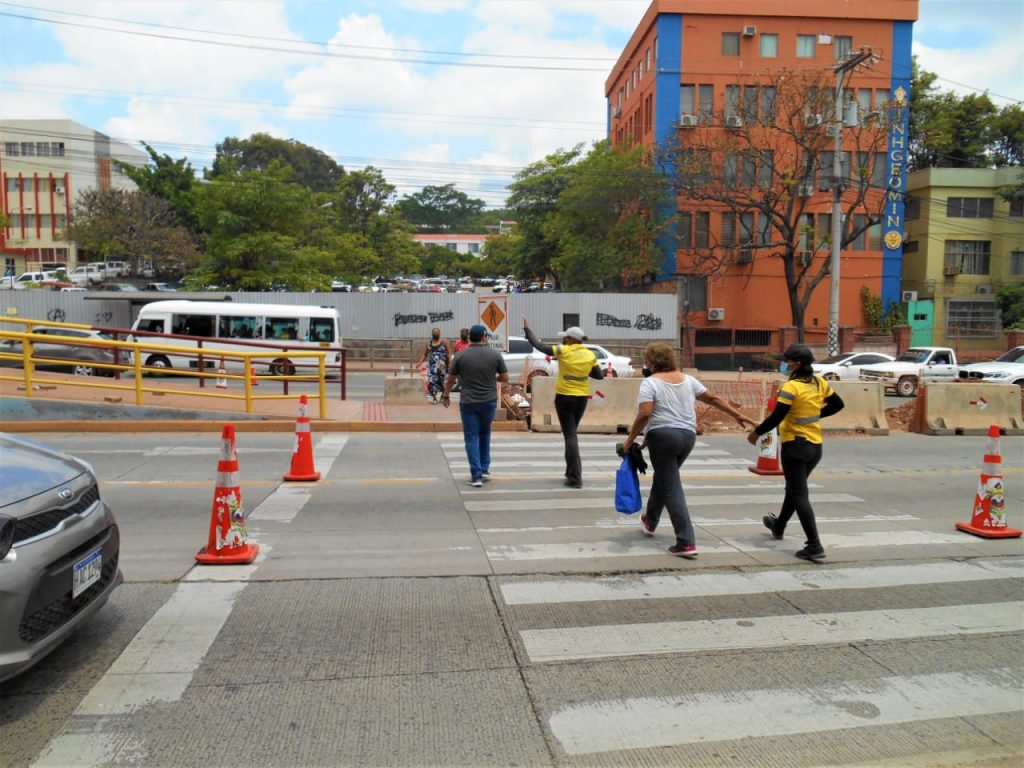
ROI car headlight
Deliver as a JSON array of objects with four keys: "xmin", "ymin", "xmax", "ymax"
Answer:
[{"xmin": 981, "ymin": 370, "xmax": 1012, "ymax": 381}]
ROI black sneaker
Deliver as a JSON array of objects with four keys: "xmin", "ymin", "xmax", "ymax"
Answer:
[
  {"xmin": 795, "ymin": 543, "xmax": 825, "ymax": 562},
  {"xmin": 763, "ymin": 515, "xmax": 784, "ymax": 540},
  {"xmin": 668, "ymin": 543, "xmax": 698, "ymax": 559},
  {"xmin": 563, "ymin": 479, "xmax": 582, "ymax": 488}
]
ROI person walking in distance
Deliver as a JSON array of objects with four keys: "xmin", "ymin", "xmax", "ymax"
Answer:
[
  {"xmin": 417, "ymin": 327, "xmax": 450, "ymax": 403},
  {"xmin": 522, "ymin": 319, "xmax": 603, "ymax": 488},
  {"xmin": 442, "ymin": 325, "xmax": 508, "ymax": 488},
  {"xmin": 451, "ymin": 328, "xmax": 470, "ymax": 393},
  {"xmin": 748, "ymin": 343, "xmax": 845, "ymax": 562},
  {"xmin": 623, "ymin": 342, "xmax": 755, "ymax": 558}
]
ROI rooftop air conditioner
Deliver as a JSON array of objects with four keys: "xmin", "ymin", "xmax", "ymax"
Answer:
[
  {"xmin": 679, "ymin": 114, "xmax": 697, "ymax": 127},
  {"xmin": 726, "ymin": 115, "xmax": 743, "ymax": 129},
  {"xmin": 799, "ymin": 250, "xmax": 814, "ymax": 266},
  {"xmin": 901, "ymin": 290, "xmax": 918, "ymax": 302},
  {"xmin": 54, "ymin": 184, "xmax": 65, "ymax": 194},
  {"xmin": 707, "ymin": 307, "xmax": 725, "ymax": 321},
  {"xmin": 942, "ymin": 265, "xmax": 960, "ymax": 277},
  {"xmin": 742, "ymin": 26, "xmax": 757, "ymax": 37}
]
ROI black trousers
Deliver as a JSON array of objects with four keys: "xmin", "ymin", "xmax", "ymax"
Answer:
[
  {"xmin": 554, "ymin": 394, "xmax": 588, "ymax": 485},
  {"xmin": 778, "ymin": 438, "xmax": 823, "ymax": 546}
]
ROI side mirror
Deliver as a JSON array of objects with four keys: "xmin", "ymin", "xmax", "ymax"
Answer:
[{"xmin": 0, "ymin": 515, "xmax": 15, "ymax": 562}]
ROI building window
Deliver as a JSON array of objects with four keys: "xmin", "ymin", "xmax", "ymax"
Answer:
[
  {"xmin": 760, "ymin": 33, "xmax": 778, "ymax": 57},
  {"xmin": 851, "ymin": 215, "xmax": 868, "ymax": 251},
  {"xmin": 20, "ymin": 142, "xmax": 36, "ymax": 157},
  {"xmin": 646, "ymin": 47, "xmax": 651, "ymax": 71},
  {"xmin": 722, "ymin": 32, "xmax": 740, "ymax": 56},
  {"xmin": 760, "ymin": 87, "xmax": 776, "ymax": 124},
  {"xmin": 797, "ymin": 34, "xmax": 816, "ymax": 57},
  {"xmin": 858, "ymin": 88, "xmax": 872, "ymax": 117},
  {"xmin": 944, "ymin": 240, "xmax": 991, "ymax": 274},
  {"xmin": 758, "ymin": 150, "xmax": 774, "ymax": 187},
  {"xmin": 946, "ymin": 299, "xmax": 998, "ymax": 338},
  {"xmin": 743, "ymin": 86, "xmax": 759, "ymax": 124},
  {"xmin": 834, "ymin": 35, "xmax": 853, "ymax": 59},
  {"xmin": 36, "ymin": 142, "xmax": 51, "ymax": 157},
  {"xmin": 1009, "ymin": 198, "xmax": 1023, "ymax": 216},
  {"xmin": 903, "ymin": 240, "xmax": 919, "ymax": 254},
  {"xmin": 695, "ymin": 211, "xmax": 710, "ymax": 249},
  {"xmin": 816, "ymin": 213, "xmax": 832, "ymax": 246},
  {"xmin": 725, "ymin": 85, "xmax": 741, "ymax": 120},
  {"xmin": 678, "ymin": 212, "xmax": 693, "ymax": 248},
  {"xmin": 904, "ymin": 195, "xmax": 920, "ymax": 220},
  {"xmin": 721, "ymin": 213, "xmax": 736, "ymax": 246},
  {"xmin": 946, "ymin": 197, "xmax": 994, "ymax": 218},
  {"xmin": 724, "ymin": 154, "xmax": 738, "ymax": 188},
  {"xmin": 680, "ymin": 85, "xmax": 695, "ymax": 117},
  {"xmin": 4, "ymin": 142, "xmax": 18, "ymax": 157},
  {"xmin": 698, "ymin": 84, "xmax": 714, "ymax": 124},
  {"xmin": 757, "ymin": 211, "xmax": 771, "ymax": 245},
  {"xmin": 1010, "ymin": 251, "xmax": 1024, "ymax": 275}
]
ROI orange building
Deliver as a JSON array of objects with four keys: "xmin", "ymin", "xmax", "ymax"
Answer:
[{"xmin": 607, "ymin": 0, "xmax": 919, "ymax": 348}]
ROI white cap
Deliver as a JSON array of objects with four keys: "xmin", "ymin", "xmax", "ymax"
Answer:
[{"xmin": 558, "ymin": 326, "xmax": 587, "ymax": 341}]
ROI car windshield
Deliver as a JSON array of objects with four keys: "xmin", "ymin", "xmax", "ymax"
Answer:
[
  {"xmin": 820, "ymin": 353, "xmax": 856, "ymax": 364},
  {"xmin": 895, "ymin": 350, "xmax": 929, "ymax": 363},
  {"xmin": 992, "ymin": 348, "xmax": 1024, "ymax": 363}
]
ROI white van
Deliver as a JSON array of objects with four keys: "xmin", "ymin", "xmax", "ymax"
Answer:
[
  {"xmin": 130, "ymin": 300, "xmax": 341, "ymax": 375},
  {"xmin": 15, "ymin": 271, "xmax": 57, "ymax": 286}
]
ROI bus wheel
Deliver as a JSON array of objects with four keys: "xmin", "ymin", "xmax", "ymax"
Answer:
[
  {"xmin": 145, "ymin": 355, "xmax": 171, "ymax": 374},
  {"xmin": 271, "ymin": 359, "xmax": 295, "ymax": 377}
]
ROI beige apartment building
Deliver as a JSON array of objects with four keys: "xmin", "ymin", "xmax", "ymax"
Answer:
[{"xmin": 0, "ymin": 119, "xmax": 147, "ymax": 276}]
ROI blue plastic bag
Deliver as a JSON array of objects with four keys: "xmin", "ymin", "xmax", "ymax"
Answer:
[{"xmin": 614, "ymin": 454, "xmax": 642, "ymax": 514}]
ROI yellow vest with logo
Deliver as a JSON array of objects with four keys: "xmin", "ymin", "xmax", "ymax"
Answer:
[
  {"xmin": 777, "ymin": 376, "xmax": 834, "ymax": 444},
  {"xmin": 553, "ymin": 344, "xmax": 597, "ymax": 396}
]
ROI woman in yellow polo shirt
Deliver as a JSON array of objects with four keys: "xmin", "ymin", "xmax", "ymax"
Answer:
[
  {"xmin": 523, "ymin": 318, "xmax": 603, "ymax": 488},
  {"xmin": 748, "ymin": 343, "xmax": 845, "ymax": 561}
]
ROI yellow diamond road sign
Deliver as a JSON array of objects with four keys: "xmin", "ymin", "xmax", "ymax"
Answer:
[{"xmin": 482, "ymin": 301, "xmax": 505, "ymax": 332}]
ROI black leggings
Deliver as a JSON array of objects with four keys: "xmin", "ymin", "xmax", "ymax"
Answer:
[
  {"xmin": 554, "ymin": 394, "xmax": 588, "ymax": 484},
  {"xmin": 778, "ymin": 438, "xmax": 823, "ymax": 546}
]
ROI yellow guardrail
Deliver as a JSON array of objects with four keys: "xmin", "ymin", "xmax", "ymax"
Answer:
[{"xmin": 0, "ymin": 319, "xmax": 328, "ymax": 418}]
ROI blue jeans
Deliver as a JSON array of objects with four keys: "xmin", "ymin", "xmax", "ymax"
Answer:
[
  {"xmin": 459, "ymin": 399, "xmax": 497, "ymax": 480},
  {"xmin": 644, "ymin": 427, "xmax": 697, "ymax": 546}
]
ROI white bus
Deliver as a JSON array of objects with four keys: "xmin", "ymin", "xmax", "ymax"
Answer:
[{"xmin": 130, "ymin": 300, "xmax": 341, "ymax": 375}]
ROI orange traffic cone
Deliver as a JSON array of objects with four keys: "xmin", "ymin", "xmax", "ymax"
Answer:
[
  {"xmin": 196, "ymin": 425, "xmax": 259, "ymax": 564},
  {"xmin": 284, "ymin": 394, "xmax": 320, "ymax": 481},
  {"xmin": 249, "ymin": 365, "xmax": 259, "ymax": 387},
  {"xmin": 956, "ymin": 424, "xmax": 1020, "ymax": 539},
  {"xmin": 216, "ymin": 357, "xmax": 227, "ymax": 390},
  {"xmin": 749, "ymin": 386, "xmax": 784, "ymax": 476}
]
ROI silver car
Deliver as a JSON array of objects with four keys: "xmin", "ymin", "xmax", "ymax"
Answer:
[
  {"xmin": 0, "ymin": 434, "xmax": 122, "ymax": 683},
  {"xmin": 0, "ymin": 327, "xmax": 128, "ymax": 377}
]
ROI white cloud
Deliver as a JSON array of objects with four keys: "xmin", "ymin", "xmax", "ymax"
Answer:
[{"xmin": 913, "ymin": 40, "xmax": 1024, "ymax": 104}]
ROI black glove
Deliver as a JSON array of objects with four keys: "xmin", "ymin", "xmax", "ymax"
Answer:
[{"xmin": 615, "ymin": 442, "xmax": 648, "ymax": 474}]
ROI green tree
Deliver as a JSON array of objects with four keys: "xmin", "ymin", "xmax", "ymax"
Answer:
[
  {"xmin": 115, "ymin": 143, "xmax": 199, "ymax": 231},
  {"xmin": 209, "ymin": 133, "xmax": 344, "ymax": 192},
  {"xmin": 72, "ymin": 189, "xmax": 200, "ymax": 278},
  {"xmin": 996, "ymin": 284, "xmax": 1024, "ymax": 330},
  {"xmin": 194, "ymin": 162, "xmax": 333, "ymax": 290},
  {"xmin": 395, "ymin": 184, "xmax": 487, "ymax": 232},
  {"xmin": 991, "ymin": 104, "xmax": 1024, "ymax": 167}
]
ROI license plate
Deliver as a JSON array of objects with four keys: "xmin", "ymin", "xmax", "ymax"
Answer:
[{"xmin": 72, "ymin": 550, "xmax": 102, "ymax": 598}]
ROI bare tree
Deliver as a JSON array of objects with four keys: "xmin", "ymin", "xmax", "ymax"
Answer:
[{"xmin": 657, "ymin": 69, "xmax": 891, "ymax": 339}]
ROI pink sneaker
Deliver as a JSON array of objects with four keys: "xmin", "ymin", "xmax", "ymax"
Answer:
[
  {"xmin": 668, "ymin": 543, "xmax": 698, "ymax": 559},
  {"xmin": 640, "ymin": 514, "xmax": 656, "ymax": 536}
]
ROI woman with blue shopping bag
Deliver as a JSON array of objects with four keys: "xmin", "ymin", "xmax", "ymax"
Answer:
[{"xmin": 622, "ymin": 343, "xmax": 755, "ymax": 558}]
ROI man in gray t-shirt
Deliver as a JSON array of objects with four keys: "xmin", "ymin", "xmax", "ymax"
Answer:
[{"xmin": 442, "ymin": 325, "xmax": 509, "ymax": 487}]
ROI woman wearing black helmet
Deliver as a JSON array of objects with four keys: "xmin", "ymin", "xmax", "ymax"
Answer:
[{"xmin": 747, "ymin": 343, "xmax": 845, "ymax": 561}]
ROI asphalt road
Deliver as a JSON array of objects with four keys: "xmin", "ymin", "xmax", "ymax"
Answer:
[{"xmin": 2, "ymin": 430, "xmax": 1022, "ymax": 767}]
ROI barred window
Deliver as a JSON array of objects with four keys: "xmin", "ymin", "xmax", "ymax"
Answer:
[
  {"xmin": 944, "ymin": 240, "xmax": 991, "ymax": 274},
  {"xmin": 4, "ymin": 142, "xmax": 18, "ymax": 156},
  {"xmin": 946, "ymin": 299, "xmax": 998, "ymax": 338},
  {"xmin": 1008, "ymin": 198, "xmax": 1022, "ymax": 217}
]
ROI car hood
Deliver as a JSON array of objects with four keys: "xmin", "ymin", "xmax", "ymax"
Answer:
[
  {"xmin": 960, "ymin": 362, "xmax": 1024, "ymax": 374},
  {"xmin": 0, "ymin": 434, "xmax": 89, "ymax": 509}
]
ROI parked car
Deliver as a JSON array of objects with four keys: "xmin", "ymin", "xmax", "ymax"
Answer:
[
  {"xmin": 0, "ymin": 276, "xmax": 25, "ymax": 290},
  {"xmin": 68, "ymin": 264, "xmax": 105, "ymax": 286},
  {"xmin": 96, "ymin": 283, "xmax": 140, "ymax": 292},
  {"xmin": 15, "ymin": 271, "xmax": 57, "ymax": 286},
  {"xmin": 501, "ymin": 335, "xmax": 540, "ymax": 379},
  {"xmin": 103, "ymin": 261, "xmax": 128, "ymax": 278},
  {"xmin": 0, "ymin": 433, "xmax": 122, "ymax": 683},
  {"xmin": 531, "ymin": 344, "xmax": 635, "ymax": 378},
  {"xmin": 0, "ymin": 327, "xmax": 128, "ymax": 377},
  {"xmin": 813, "ymin": 351, "xmax": 896, "ymax": 381},
  {"xmin": 958, "ymin": 346, "xmax": 1024, "ymax": 387},
  {"xmin": 144, "ymin": 282, "xmax": 177, "ymax": 292}
]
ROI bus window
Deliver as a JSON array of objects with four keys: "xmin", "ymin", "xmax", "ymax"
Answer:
[
  {"xmin": 137, "ymin": 318, "xmax": 165, "ymax": 334},
  {"xmin": 218, "ymin": 315, "xmax": 259, "ymax": 339},
  {"xmin": 267, "ymin": 317, "xmax": 299, "ymax": 340},
  {"xmin": 172, "ymin": 313, "xmax": 215, "ymax": 337},
  {"xmin": 309, "ymin": 317, "xmax": 335, "ymax": 343}
]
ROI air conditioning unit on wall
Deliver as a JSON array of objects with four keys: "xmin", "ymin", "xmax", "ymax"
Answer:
[
  {"xmin": 707, "ymin": 308, "xmax": 725, "ymax": 321},
  {"xmin": 943, "ymin": 265, "xmax": 960, "ymax": 277},
  {"xmin": 742, "ymin": 26, "xmax": 757, "ymax": 37},
  {"xmin": 679, "ymin": 114, "xmax": 697, "ymax": 127},
  {"xmin": 726, "ymin": 115, "xmax": 743, "ymax": 129},
  {"xmin": 901, "ymin": 290, "xmax": 918, "ymax": 302}
]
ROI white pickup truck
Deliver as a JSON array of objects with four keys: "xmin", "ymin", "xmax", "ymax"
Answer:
[{"xmin": 858, "ymin": 346, "xmax": 959, "ymax": 397}]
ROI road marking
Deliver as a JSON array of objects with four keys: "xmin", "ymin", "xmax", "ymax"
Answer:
[
  {"xmin": 485, "ymin": 529, "xmax": 983, "ymax": 561},
  {"xmin": 312, "ymin": 435, "xmax": 347, "ymax": 476},
  {"xmin": 469, "ymin": 480, "xmax": 794, "ymax": 494},
  {"xmin": 520, "ymin": 601, "xmax": 1023, "ymax": 663},
  {"xmin": 500, "ymin": 556, "xmax": 1024, "ymax": 604},
  {"xmin": 547, "ymin": 667, "xmax": 1024, "ymax": 756},
  {"xmin": 479, "ymin": 513, "xmax": 917, "ymax": 534},
  {"xmin": 246, "ymin": 437, "xmax": 348, "ymax": 523},
  {"xmin": 467, "ymin": 492, "xmax": 861, "ymax": 512},
  {"xmin": 30, "ymin": 582, "xmax": 245, "ymax": 768}
]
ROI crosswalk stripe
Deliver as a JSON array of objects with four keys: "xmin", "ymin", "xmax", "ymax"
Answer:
[
  {"xmin": 499, "ymin": 556, "xmax": 1024, "ymax": 604},
  {"xmin": 520, "ymin": 601, "xmax": 1022, "ymax": 663},
  {"xmin": 479, "ymin": 513, "xmax": 918, "ymax": 534},
  {"xmin": 485, "ymin": 529, "xmax": 982, "ymax": 561},
  {"xmin": 467, "ymin": 492, "xmax": 861, "ymax": 512},
  {"xmin": 450, "ymin": 458, "xmax": 752, "ymax": 470},
  {"xmin": 547, "ymin": 667, "xmax": 1024, "ymax": 756}
]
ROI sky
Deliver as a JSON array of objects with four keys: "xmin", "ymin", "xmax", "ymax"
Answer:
[{"xmin": 1, "ymin": 0, "xmax": 1021, "ymax": 208}]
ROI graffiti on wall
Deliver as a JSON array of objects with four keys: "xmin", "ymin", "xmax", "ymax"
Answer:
[
  {"xmin": 393, "ymin": 310, "xmax": 455, "ymax": 327},
  {"xmin": 595, "ymin": 311, "xmax": 663, "ymax": 331}
]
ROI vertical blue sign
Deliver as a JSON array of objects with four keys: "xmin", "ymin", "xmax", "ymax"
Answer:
[{"xmin": 881, "ymin": 21, "xmax": 914, "ymax": 309}]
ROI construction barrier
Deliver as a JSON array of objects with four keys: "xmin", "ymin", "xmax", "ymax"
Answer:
[
  {"xmin": 195, "ymin": 424, "xmax": 259, "ymax": 565},
  {"xmin": 529, "ymin": 376, "xmax": 639, "ymax": 434},
  {"xmin": 956, "ymin": 424, "xmax": 1020, "ymax": 539},
  {"xmin": 911, "ymin": 383, "xmax": 1023, "ymax": 436},
  {"xmin": 284, "ymin": 394, "xmax": 320, "ymax": 481},
  {"xmin": 384, "ymin": 374, "xmax": 430, "ymax": 404},
  {"xmin": 823, "ymin": 382, "xmax": 890, "ymax": 435}
]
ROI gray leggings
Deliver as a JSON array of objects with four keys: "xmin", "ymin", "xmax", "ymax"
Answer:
[{"xmin": 644, "ymin": 428, "xmax": 697, "ymax": 546}]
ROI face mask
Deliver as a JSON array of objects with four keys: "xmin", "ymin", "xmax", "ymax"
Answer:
[
  {"xmin": 432, "ymin": 333, "xmax": 440, "ymax": 340},
  {"xmin": 779, "ymin": 361, "xmax": 790, "ymax": 373},
  {"xmin": 642, "ymin": 366, "xmax": 653, "ymax": 378}
]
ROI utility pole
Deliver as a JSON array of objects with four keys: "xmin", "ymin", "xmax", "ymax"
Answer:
[{"xmin": 828, "ymin": 46, "xmax": 874, "ymax": 357}]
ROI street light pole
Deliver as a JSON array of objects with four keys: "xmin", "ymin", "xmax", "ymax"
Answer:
[{"xmin": 828, "ymin": 47, "xmax": 874, "ymax": 357}]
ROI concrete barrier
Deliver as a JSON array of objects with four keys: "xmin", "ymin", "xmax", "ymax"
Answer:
[
  {"xmin": 912, "ymin": 383, "xmax": 1023, "ymax": 436},
  {"xmin": 530, "ymin": 376, "xmax": 640, "ymax": 434},
  {"xmin": 384, "ymin": 375, "xmax": 428, "ymax": 404},
  {"xmin": 824, "ymin": 382, "xmax": 889, "ymax": 435}
]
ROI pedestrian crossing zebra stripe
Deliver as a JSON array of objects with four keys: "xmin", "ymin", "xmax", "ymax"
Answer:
[
  {"xmin": 448, "ymin": 457, "xmax": 751, "ymax": 469},
  {"xmin": 465, "ymin": 492, "xmax": 862, "ymax": 512},
  {"xmin": 547, "ymin": 667, "xmax": 1024, "ymax": 756},
  {"xmin": 479, "ymin": 513, "xmax": 919, "ymax": 534},
  {"xmin": 519, "ymin": 601, "xmax": 1022, "ymax": 663},
  {"xmin": 484, "ymin": 529, "xmax": 988, "ymax": 561},
  {"xmin": 499, "ymin": 556, "xmax": 1024, "ymax": 605}
]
